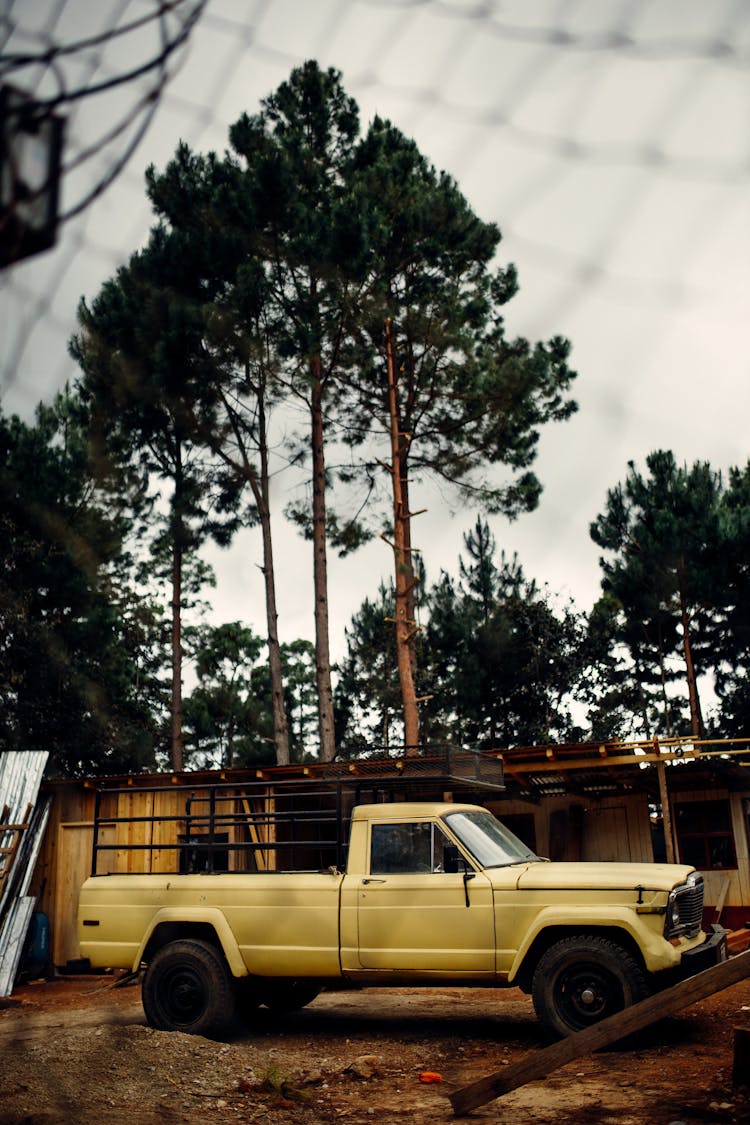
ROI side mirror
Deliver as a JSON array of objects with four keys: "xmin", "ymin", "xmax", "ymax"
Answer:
[{"xmin": 444, "ymin": 843, "xmax": 467, "ymax": 874}]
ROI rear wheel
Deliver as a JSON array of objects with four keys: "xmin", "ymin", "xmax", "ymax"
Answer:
[
  {"xmin": 142, "ymin": 938, "xmax": 236, "ymax": 1037},
  {"xmin": 532, "ymin": 935, "xmax": 649, "ymax": 1037}
]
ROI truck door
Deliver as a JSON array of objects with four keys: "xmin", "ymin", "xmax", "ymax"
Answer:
[{"xmin": 356, "ymin": 819, "xmax": 495, "ymax": 973}]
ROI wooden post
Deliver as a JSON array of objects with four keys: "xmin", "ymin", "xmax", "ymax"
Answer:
[
  {"xmin": 657, "ymin": 760, "xmax": 676, "ymax": 864},
  {"xmin": 733, "ymin": 1027, "xmax": 750, "ymax": 1089}
]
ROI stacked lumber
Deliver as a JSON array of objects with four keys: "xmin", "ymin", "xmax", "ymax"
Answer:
[
  {"xmin": 727, "ymin": 927, "xmax": 750, "ymax": 955},
  {"xmin": 0, "ymin": 752, "xmax": 49, "ymax": 996}
]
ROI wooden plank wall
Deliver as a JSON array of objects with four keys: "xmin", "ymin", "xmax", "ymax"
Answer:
[{"xmin": 488, "ymin": 793, "xmax": 654, "ymax": 864}]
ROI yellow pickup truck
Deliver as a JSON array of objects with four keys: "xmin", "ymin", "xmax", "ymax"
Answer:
[{"xmin": 78, "ymin": 798, "xmax": 726, "ymax": 1039}]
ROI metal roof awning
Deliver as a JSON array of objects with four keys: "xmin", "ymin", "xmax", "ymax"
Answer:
[{"xmin": 496, "ymin": 736, "xmax": 750, "ymax": 802}]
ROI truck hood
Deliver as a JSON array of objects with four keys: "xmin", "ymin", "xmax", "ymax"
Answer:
[{"xmin": 491, "ymin": 860, "xmax": 696, "ymax": 893}]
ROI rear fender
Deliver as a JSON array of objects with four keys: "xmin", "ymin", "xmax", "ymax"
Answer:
[{"xmin": 133, "ymin": 908, "xmax": 247, "ymax": 977}]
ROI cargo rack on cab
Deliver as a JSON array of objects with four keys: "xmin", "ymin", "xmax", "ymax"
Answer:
[
  {"xmin": 321, "ymin": 746, "xmax": 504, "ymax": 790},
  {"xmin": 89, "ymin": 746, "xmax": 504, "ymax": 877}
]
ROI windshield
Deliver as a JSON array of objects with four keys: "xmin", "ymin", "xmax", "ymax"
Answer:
[{"xmin": 444, "ymin": 809, "xmax": 539, "ymax": 868}]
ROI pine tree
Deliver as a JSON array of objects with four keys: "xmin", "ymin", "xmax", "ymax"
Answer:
[
  {"xmin": 183, "ymin": 622, "xmax": 274, "ymax": 768},
  {"xmin": 226, "ymin": 62, "xmax": 366, "ymax": 761},
  {"xmin": 71, "ymin": 243, "xmax": 244, "ymax": 769},
  {"xmin": 0, "ymin": 392, "xmax": 163, "ymax": 774},
  {"xmin": 590, "ymin": 451, "xmax": 727, "ymax": 738},
  {"xmin": 334, "ymin": 582, "xmax": 402, "ymax": 750},
  {"xmin": 338, "ymin": 119, "xmax": 577, "ymax": 748},
  {"xmin": 713, "ymin": 462, "xmax": 750, "ymax": 734}
]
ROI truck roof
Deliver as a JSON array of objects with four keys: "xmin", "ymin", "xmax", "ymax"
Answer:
[{"xmin": 351, "ymin": 802, "xmax": 483, "ymax": 820}]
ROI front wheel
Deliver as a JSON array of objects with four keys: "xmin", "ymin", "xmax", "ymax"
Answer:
[
  {"xmin": 532, "ymin": 935, "xmax": 650, "ymax": 1037},
  {"xmin": 142, "ymin": 938, "xmax": 236, "ymax": 1037}
]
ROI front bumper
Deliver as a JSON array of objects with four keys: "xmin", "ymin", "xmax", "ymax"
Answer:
[{"xmin": 678, "ymin": 924, "xmax": 728, "ymax": 977}]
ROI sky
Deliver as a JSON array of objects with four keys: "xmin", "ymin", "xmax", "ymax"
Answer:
[{"xmin": 2, "ymin": 0, "xmax": 749, "ymax": 663}]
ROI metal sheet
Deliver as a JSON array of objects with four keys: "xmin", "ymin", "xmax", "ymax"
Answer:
[
  {"xmin": 0, "ymin": 750, "xmax": 49, "ymax": 822},
  {"xmin": 0, "ymin": 752, "xmax": 50, "ymax": 996},
  {"xmin": 0, "ymin": 896, "xmax": 35, "ymax": 996}
]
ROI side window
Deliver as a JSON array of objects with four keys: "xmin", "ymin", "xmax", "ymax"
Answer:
[{"xmin": 370, "ymin": 822, "xmax": 450, "ymax": 874}]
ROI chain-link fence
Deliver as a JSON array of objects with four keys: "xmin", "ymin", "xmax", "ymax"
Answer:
[{"xmin": 1, "ymin": 0, "xmax": 748, "ymax": 618}]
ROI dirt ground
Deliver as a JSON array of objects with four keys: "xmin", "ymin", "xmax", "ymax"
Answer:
[{"xmin": 1, "ymin": 973, "xmax": 749, "ymax": 1125}]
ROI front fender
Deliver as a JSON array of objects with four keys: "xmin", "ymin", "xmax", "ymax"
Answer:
[
  {"xmin": 134, "ymin": 907, "xmax": 248, "ymax": 978},
  {"xmin": 506, "ymin": 906, "xmax": 680, "ymax": 982}
]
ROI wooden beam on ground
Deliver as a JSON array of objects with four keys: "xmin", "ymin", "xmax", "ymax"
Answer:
[{"xmin": 449, "ymin": 949, "xmax": 750, "ymax": 1116}]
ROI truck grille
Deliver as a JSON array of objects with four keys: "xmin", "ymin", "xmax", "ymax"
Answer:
[{"xmin": 669, "ymin": 872, "xmax": 704, "ymax": 937}]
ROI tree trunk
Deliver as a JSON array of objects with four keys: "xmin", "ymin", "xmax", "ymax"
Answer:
[
  {"xmin": 657, "ymin": 633, "xmax": 673, "ymax": 736},
  {"xmin": 632, "ymin": 654, "xmax": 650, "ymax": 734},
  {"xmin": 214, "ymin": 379, "xmax": 290, "ymax": 765},
  {"xmin": 677, "ymin": 553, "xmax": 704, "ymax": 739},
  {"xmin": 260, "ymin": 517, "xmax": 290, "ymax": 765},
  {"xmin": 256, "ymin": 392, "xmax": 290, "ymax": 765},
  {"xmin": 385, "ymin": 319, "xmax": 420, "ymax": 753},
  {"xmin": 310, "ymin": 362, "xmax": 337, "ymax": 762},
  {"xmin": 399, "ymin": 468, "xmax": 420, "ymax": 685},
  {"xmin": 170, "ymin": 452, "xmax": 185, "ymax": 771},
  {"xmin": 170, "ymin": 541, "xmax": 184, "ymax": 770}
]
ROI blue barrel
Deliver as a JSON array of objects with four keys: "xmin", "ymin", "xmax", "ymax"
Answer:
[{"xmin": 22, "ymin": 912, "xmax": 50, "ymax": 977}]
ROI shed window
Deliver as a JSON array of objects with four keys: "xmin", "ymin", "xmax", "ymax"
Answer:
[{"xmin": 675, "ymin": 800, "xmax": 736, "ymax": 870}]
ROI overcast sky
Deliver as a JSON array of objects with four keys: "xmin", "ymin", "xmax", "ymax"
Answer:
[{"xmin": 2, "ymin": 0, "xmax": 748, "ymax": 661}]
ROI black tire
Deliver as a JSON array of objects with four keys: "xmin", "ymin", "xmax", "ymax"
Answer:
[
  {"xmin": 532, "ymin": 935, "xmax": 650, "ymax": 1037},
  {"xmin": 142, "ymin": 939, "xmax": 236, "ymax": 1037},
  {"xmin": 259, "ymin": 980, "xmax": 321, "ymax": 1012}
]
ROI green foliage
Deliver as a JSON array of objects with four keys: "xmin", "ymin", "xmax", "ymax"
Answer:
[
  {"xmin": 423, "ymin": 521, "xmax": 587, "ymax": 747},
  {"xmin": 337, "ymin": 115, "xmax": 577, "ymax": 520},
  {"xmin": 590, "ymin": 451, "xmax": 728, "ymax": 737},
  {"xmin": 70, "ymin": 226, "xmax": 253, "ymax": 766},
  {"xmin": 334, "ymin": 582, "xmax": 402, "ymax": 749},
  {"xmin": 711, "ymin": 461, "xmax": 750, "ymax": 734},
  {"xmin": 182, "ymin": 626, "xmax": 320, "ymax": 767},
  {"xmin": 71, "ymin": 235, "xmax": 247, "ymax": 565},
  {"xmin": 37, "ymin": 62, "xmax": 748, "ymax": 760},
  {"xmin": 338, "ymin": 518, "xmax": 588, "ymax": 750},
  {"xmin": 183, "ymin": 622, "xmax": 275, "ymax": 768},
  {"xmin": 0, "ymin": 392, "xmax": 163, "ymax": 775},
  {"xmin": 72, "ymin": 61, "xmax": 578, "ymax": 761},
  {"xmin": 280, "ymin": 639, "xmax": 319, "ymax": 760}
]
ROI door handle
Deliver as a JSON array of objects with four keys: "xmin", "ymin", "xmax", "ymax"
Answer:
[{"xmin": 362, "ymin": 877, "xmax": 386, "ymax": 885}]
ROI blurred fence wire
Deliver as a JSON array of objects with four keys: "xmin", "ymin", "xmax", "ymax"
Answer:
[{"xmin": 0, "ymin": 0, "xmax": 747, "ymax": 421}]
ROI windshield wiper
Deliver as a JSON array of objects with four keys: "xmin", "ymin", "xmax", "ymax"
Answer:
[{"xmin": 484, "ymin": 859, "xmax": 536, "ymax": 869}]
